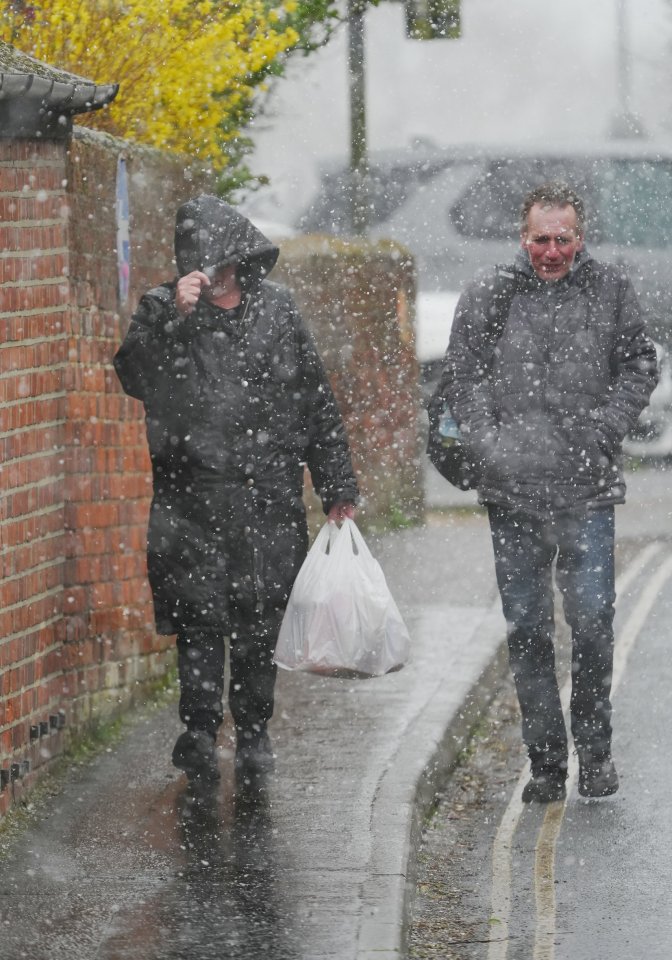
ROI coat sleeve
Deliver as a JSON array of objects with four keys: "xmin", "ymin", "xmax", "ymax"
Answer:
[
  {"xmin": 113, "ymin": 286, "xmax": 180, "ymax": 402},
  {"xmin": 590, "ymin": 273, "xmax": 659, "ymax": 454},
  {"xmin": 431, "ymin": 279, "xmax": 500, "ymax": 465},
  {"xmin": 290, "ymin": 301, "xmax": 359, "ymax": 513}
]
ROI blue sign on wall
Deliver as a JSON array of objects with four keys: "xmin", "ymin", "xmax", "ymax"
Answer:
[{"xmin": 116, "ymin": 156, "xmax": 131, "ymax": 305}]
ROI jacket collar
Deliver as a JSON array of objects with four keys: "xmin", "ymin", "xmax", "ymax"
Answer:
[{"xmin": 513, "ymin": 247, "xmax": 594, "ymax": 291}]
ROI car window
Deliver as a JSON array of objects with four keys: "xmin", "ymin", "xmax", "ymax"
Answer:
[
  {"xmin": 451, "ymin": 155, "xmax": 672, "ymax": 249},
  {"xmin": 597, "ymin": 160, "xmax": 672, "ymax": 248},
  {"xmin": 297, "ymin": 159, "xmax": 452, "ymax": 234},
  {"xmin": 450, "ymin": 158, "xmax": 599, "ymax": 241},
  {"xmin": 298, "ymin": 172, "xmax": 410, "ymax": 234}
]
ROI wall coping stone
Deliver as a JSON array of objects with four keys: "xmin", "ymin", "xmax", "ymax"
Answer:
[{"xmin": 0, "ymin": 41, "xmax": 118, "ymax": 140}]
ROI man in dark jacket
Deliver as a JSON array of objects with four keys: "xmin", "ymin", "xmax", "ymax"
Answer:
[
  {"xmin": 114, "ymin": 195, "xmax": 358, "ymax": 784},
  {"xmin": 435, "ymin": 182, "xmax": 657, "ymax": 803}
]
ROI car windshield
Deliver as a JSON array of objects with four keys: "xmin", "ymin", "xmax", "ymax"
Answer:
[
  {"xmin": 450, "ymin": 155, "xmax": 672, "ymax": 248},
  {"xmin": 450, "ymin": 158, "xmax": 598, "ymax": 240},
  {"xmin": 597, "ymin": 160, "xmax": 672, "ymax": 248}
]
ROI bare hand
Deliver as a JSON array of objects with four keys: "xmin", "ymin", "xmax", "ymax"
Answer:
[
  {"xmin": 327, "ymin": 501, "xmax": 356, "ymax": 524},
  {"xmin": 175, "ymin": 270, "xmax": 211, "ymax": 316}
]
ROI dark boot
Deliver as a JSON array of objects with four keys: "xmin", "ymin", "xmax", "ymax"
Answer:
[
  {"xmin": 578, "ymin": 750, "xmax": 619, "ymax": 798},
  {"xmin": 522, "ymin": 769, "xmax": 567, "ymax": 803},
  {"xmin": 522, "ymin": 754, "xmax": 567, "ymax": 804},
  {"xmin": 172, "ymin": 730, "xmax": 220, "ymax": 784},
  {"xmin": 234, "ymin": 727, "xmax": 275, "ymax": 778}
]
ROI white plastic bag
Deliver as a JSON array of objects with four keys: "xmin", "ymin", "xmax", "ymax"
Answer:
[{"xmin": 274, "ymin": 519, "xmax": 411, "ymax": 677}]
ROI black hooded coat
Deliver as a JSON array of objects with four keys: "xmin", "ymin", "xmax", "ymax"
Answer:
[{"xmin": 114, "ymin": 196, "xmax": 359, "ymax": 635}]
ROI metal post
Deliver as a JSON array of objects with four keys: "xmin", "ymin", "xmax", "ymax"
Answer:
[
  {"xmin": 610, "ymin": 0, "xmax": 644, "ymax": 139},
  {"xmin": 348, "ymin": 0, "xmax": 368, "ymax": 234},
  {"xmin": 616, "ymin": 0, "xmax": 631, "ymax": 117}
]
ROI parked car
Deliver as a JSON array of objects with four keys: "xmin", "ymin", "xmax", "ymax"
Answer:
[{"xmin": 298, "ymin": 140, "xmax": 672, "ymax": 455}]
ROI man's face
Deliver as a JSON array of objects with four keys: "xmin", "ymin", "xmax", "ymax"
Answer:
[{"xmin": 521, "ymin": 203, "xmax": 584, "ymax": 282}]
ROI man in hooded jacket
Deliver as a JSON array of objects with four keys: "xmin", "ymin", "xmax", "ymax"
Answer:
[
  {"xmin": 433, "ymin": 182, "xmax": 657, "ymax": 803},
  {"xmin": 114, "ymin": 195, "xmax": 359, "ymax": 783}
]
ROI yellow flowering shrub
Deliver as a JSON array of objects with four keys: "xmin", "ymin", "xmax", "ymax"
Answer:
[{"xmin": 2, "ymin": 0, "xmax": 338, "ymax": 187}]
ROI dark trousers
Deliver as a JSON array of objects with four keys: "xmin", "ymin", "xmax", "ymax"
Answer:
[
  {"xmin": 488, "ymin": 505, "xmax": 616, "ymax": 771},
  {"xmin": 176, "ymin": 608, "xmax": 282, "ymax": 739}
]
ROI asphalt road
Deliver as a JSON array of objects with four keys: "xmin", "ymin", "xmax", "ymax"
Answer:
[{"xmin": 410, "ymin": 462, "xmax": 672, "ymax": 960}]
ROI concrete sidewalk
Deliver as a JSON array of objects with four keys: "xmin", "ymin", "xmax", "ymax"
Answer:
[{"xmin": 0, "ymin": 507, "xmax": 507, "ymax": 960}]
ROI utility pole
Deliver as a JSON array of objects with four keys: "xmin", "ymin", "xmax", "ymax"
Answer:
[
  {"xmin": 610, "ymin": 0, "xmax": 645, "ymax": 139},
  {"xmin": 346, "ymin": 0, "xmax": 461, "ymax": 235},
  {"xmin": 348, "ymin": 0, "xmax": 368, "ymax": 235}
]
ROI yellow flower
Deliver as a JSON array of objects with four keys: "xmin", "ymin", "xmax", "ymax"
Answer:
[{"xmin": 1, "ymin": 0, "xmax": 315, "ymax": 179}]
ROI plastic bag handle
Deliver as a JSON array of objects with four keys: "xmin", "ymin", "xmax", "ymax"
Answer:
[
  {"xmin": 313, "ymin": 522, "xmax": 339, "ymax": 556},
  {"xmin": 339, "ymin": 517, "xmax": 375, "ymax": 562}
]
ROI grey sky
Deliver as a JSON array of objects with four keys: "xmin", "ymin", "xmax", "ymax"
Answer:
[{"xmin": 246, "ymin": 0, "xmax": 670, "ymax": 223}]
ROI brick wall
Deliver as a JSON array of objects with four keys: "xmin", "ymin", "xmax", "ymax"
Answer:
[
  {"xmin": 0, "ymin": 139, "xmax": 70, "ymax": 812},
  {"xmin": 0, "ymin": 126, "xmax": 422, "ymax": 817},
  {"xmin": 0, "ymin": 131, "xmax": 212, "ymax": 814}
]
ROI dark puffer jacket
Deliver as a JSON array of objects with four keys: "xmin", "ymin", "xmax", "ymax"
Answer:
[
  {"xmin": 438, "ymin": 250, "xmax": 658, "ymax": 518},
  {"xmin": 114, "ymin": 196, "xmax": 359, "ymax": 634}
]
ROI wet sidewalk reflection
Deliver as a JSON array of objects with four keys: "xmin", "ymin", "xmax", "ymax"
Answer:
[{"xmin": 94, "ymin": 762, "xmax": 303, "ymax": 960}]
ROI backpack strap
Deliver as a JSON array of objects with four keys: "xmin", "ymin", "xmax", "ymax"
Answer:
[
  {"xmin": 478, "ymin": 264, "xmax": 527, "ymax": 363},
  {"xmin": 426, "ymin": 264, "xmax": 528, "ymax": 486}
]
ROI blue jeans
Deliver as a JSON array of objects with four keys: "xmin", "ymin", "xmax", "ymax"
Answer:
[{"xmin": 488, "ymin": 505, "xmax": 616, "ymax": 771}]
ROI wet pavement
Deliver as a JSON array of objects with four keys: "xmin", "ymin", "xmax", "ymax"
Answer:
[
  {"xmin": 2, "ymin": 463, "xmax": 667, "ymax": 960},
  {"xmin": 0, "ymin": 478, "xmax": 507, "ymax": 960}
]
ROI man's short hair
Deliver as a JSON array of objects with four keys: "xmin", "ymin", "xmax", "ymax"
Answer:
[{"xmin": 521, "ymin": 181, "xmax": 585, "ymax": 234}]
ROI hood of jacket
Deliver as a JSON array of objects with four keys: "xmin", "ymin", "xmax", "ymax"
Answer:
[{"xmin": 174, "ymin": 195, "xmax": 279, "ymax": 284}]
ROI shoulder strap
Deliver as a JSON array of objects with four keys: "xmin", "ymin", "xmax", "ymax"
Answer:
[
  {"xmin": 480, "ymin": 264, "xmax": 525, "ymax": 358},
  {"xmin": 427, "ymin": 265, "xmax": 521, "ymax": 417}
]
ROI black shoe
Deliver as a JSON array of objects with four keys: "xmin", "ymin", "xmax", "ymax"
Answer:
[
  {"xmin": 578, "ymin": 752, "xmax": 619, "ymax": 798},
  {"xmin": 522, "ymin": 769, "xmax": 567, "ymax": 804},
  {"xmin": 172, "ymin": 730, "xmax": 220, "ymax": 783},
  {"xmin": 235, "ymin": 729, "xmax": 275, "ymax": 777}
]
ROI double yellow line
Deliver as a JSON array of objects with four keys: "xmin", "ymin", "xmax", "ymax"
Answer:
[{"xmin": 487, "ymin": 543, "xmax": 669, "ymax": 960}]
